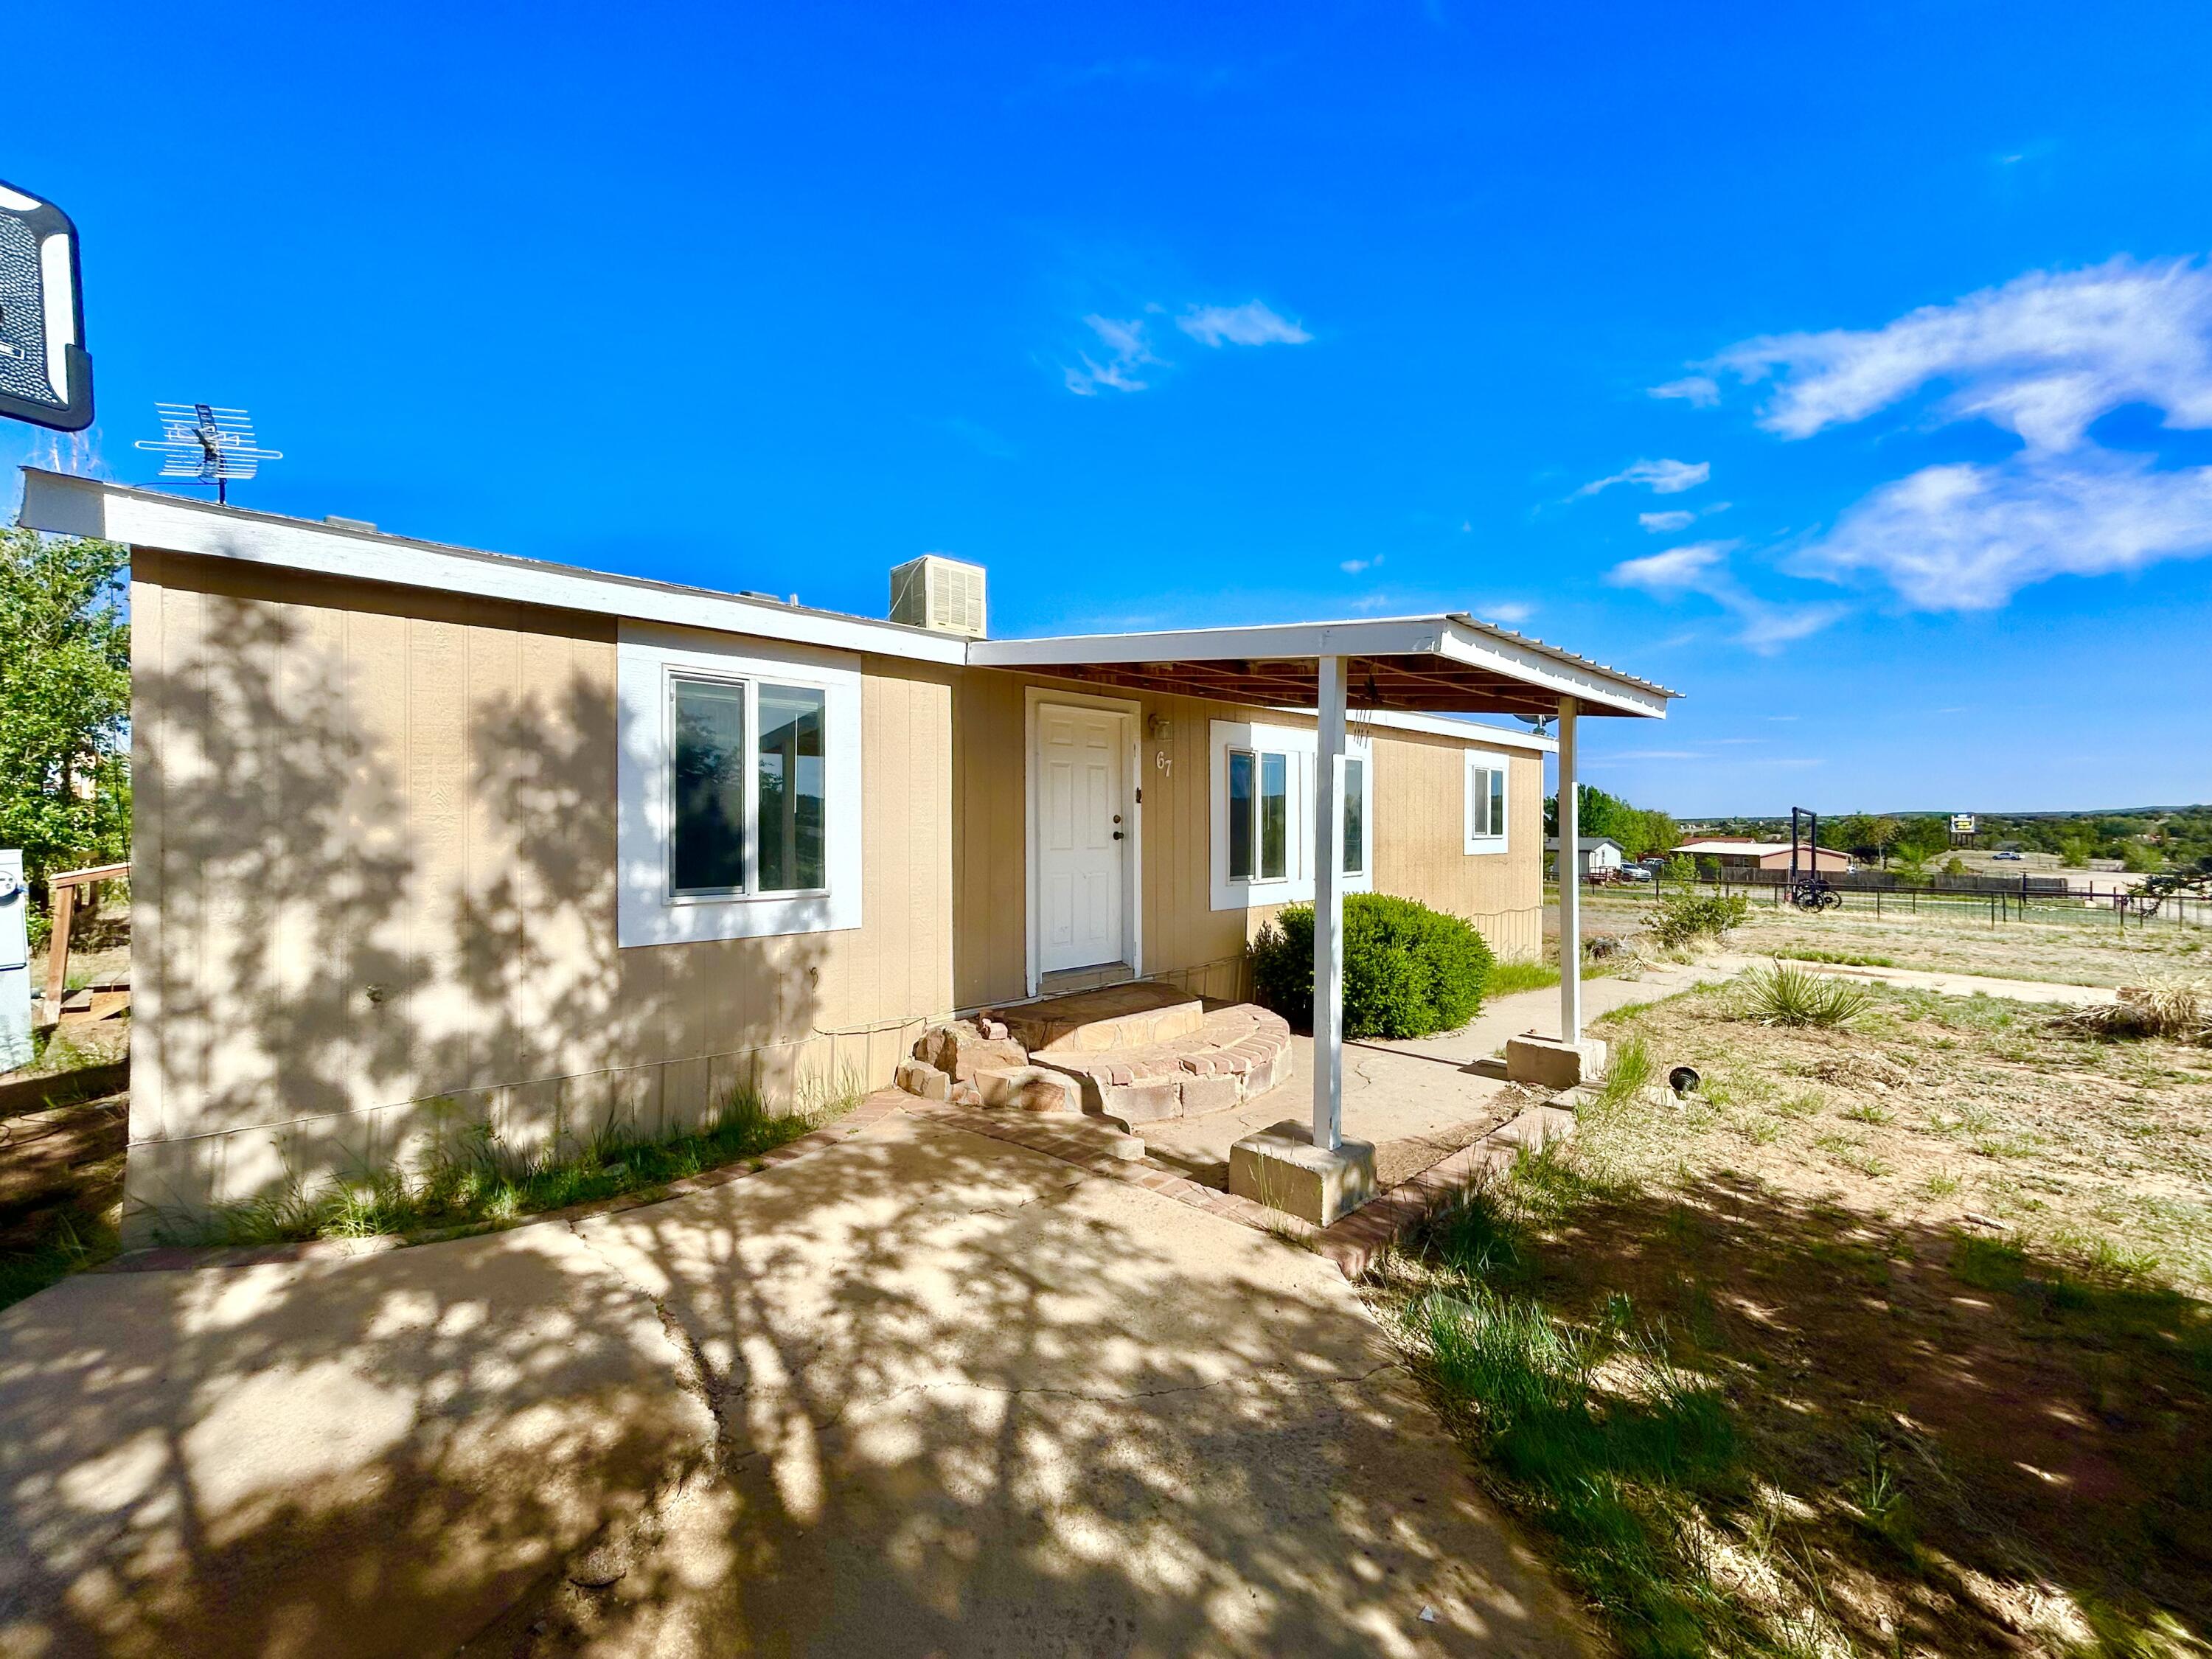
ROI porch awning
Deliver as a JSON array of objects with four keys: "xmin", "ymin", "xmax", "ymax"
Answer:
[{"xmin": 967, "ymin": 613, "xmax": 1677, "ymax": 719}]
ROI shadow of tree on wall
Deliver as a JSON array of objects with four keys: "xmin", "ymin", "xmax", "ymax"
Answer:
[
  {"xmin": 125, "ymin": 588, "xmax": 831, "ymax": 1229},
  {"xmin": 0, "ymin": 1115, "xmax": 1587, "ymax": 1658}
]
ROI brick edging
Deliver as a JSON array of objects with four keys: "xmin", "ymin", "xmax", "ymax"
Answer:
[{"xmin": 100, "ymin": 1092, "xmax": 910, "ymax": 1275}]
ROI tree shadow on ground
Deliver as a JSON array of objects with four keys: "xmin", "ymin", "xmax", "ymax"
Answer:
[
  {"xmin": 1440, "ymin": 1155, "xmax": 2212, "ymax": 1656},
  {"xmin": 0, "ymin": 1111, "xmax": 1589, "ymax": 1658}
]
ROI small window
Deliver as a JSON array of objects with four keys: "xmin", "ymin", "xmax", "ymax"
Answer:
[
  {"xmin": 673, "ymin": 678, "xmax": 748, "ymax": 894},
  {"xmin": 1228, "ymin": 750, "xmax": 1256, "ymax": 880},
  {"xmin": 1465, "ymin": 756, "xmax": 1509, "ymax": 851},
  {"xmin": 1342, "ymin": 757, "xmax": 1366, "ymax": 875},
  {"xmin": 1259, "ymin": 753, "xmax": 1288, "ymax": 879}
]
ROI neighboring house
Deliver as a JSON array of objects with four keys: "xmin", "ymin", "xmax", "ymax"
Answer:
[
  {"xmin": 23, "ymin": 469, "xmax": 1675, "ymax": 1227},
  {"xmin": 1674, "ymin": 838, "xmax": 1851, "ymax": 873},
  {"xmin": 1545, "ymin": 835, "xmax": 1624, "ymax": 878}
]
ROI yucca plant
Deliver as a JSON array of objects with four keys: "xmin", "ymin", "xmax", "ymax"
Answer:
[{"xmin": 1741, "ymin": 960, "xmax": 1871, "ymax": 1029}]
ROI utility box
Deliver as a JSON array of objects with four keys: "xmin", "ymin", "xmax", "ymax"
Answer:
[
  {"xmin": 0, "ymin": 851, "xmax": 32, "ymax": 1072},
  {"xmin": 889, "ymin": 554, "xmax": 987, "ymax": 639}
]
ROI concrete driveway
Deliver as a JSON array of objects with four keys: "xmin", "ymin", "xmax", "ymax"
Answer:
[{"xmin": 0, "ymin": 1109, "xmax": 1591, "ymax": 1658}]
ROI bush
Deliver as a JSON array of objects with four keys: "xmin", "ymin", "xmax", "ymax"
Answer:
[
  {"xmin": 1739, "ymin": 959, "xmax": 1872, "ymax": 1028},
  {"xmin": 1250, "ymin": 894, "xmax": 1495, "ymax": 1039},
  {"xmin": 1646, "ymin": 891, "xmax": 1750, "ymax": 950}
]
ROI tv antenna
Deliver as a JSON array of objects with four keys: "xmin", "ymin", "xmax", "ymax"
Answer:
[{"xmin": 135, "ymin": 402, "xmax": 282, "ymax": 504}]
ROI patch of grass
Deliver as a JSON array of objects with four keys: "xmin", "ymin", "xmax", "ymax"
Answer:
[
  {"xmin": 1405, "ymin": 1189, "xmax": 1745, "ymax": 1659},
  {"xmin": 1587, "ymin": 1035, "xmax": 1654, "ymax": 1116},
  {"xmin": 1739, "ymin": 961, "xmax": 1874, "ymax": 1029},
  {"xmin": 1486, "ymin": 958, "xmax": 1562, "ymax": 997},
  {"xmin": 181, "ymin": 1085, "xmax": 838, "ymax": 1248},
  {"xmin": 1839, "ymin": 1100, "xmax": 1894, "ymax": 1124},
  {"xmin": 1773, "ymin": 948, "xmax": 1899, "ymax": 968},
  {"xmin": 0, "ymin": 1208, "xmax": 119, "ymax": 1311}
]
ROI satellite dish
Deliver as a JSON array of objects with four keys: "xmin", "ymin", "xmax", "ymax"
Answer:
[
  {"xmin": 1517, "ymin": 714, "xmax": 1554, "ymax": 738},
  {"xmin": 0, "ymin": 178, "xmax": 92, "ymax": 432}
]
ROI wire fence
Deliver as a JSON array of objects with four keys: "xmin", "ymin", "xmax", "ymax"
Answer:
[{"xmin": 1635, "ymin": 871, "xmax": 2212, "ymax": 933}]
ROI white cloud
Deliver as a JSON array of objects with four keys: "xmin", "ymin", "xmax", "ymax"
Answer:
[
  {"xmin": 1575, "ymin": 458, "xmax": 1710, "ymax": 498},
  {"xmin": 1178, "ymin": 300, "xmax": 1312, "ymax": 348},
  {"xmin": 1608, "ymin": 540, "xmax": 1731, "ymax": 594},
  {"xmin": 1638, "ymin": 509, "xmax": 1696, "ymax": 533},
  {"xmin": 1481, "ymin": 600, "xmax": 1535, "ymax": 625},
  {"xmin": 1799, "ymin": 451, "xmax": 2212, "ymax": 608},
  {"xmin": 1064, "ymin": 315, "xmax": 1159, "ymax": 395},
  {"xmin": 1650, "ymin": 375, "xmax": 1719, "ymax": 406},
  {"xmin": 1609, "ymin": 540, "xmax": 1845, "ymax": 653},
  {"xmin": 1711, "ymin": 254, "xmax": 2212, "ymax": 454},
  {"xmin": 1339, "ymin": 554, "xmax": 1383, "ymax": 574}
]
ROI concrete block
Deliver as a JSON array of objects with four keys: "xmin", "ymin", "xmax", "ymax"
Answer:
[
  {"xmin": 894, "ymin": 1057, "xmax": 950, "ymax": 1102},
  {"xmin": 1503, "ymin": 1033, "xmax": 1609, "ymax": 1091},
  {"xmin": 973, "ymin": 1065, "xmax": 1082, "ymax": 1115},
  {"xmin": 1092, "ymin": 1077, "xmax": 1183, "ymax": 1130},
  {"xmin": 1228, "ymin": 1119, "xmax": 1376, "ymax": 1227}
]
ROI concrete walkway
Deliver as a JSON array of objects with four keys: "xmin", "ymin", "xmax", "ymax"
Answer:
[{"xmin": 0, "ymin": 1109, "xmax": 1593, "ymax": 1659}]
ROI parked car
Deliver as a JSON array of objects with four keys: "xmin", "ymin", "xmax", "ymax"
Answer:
[
  {"xmin": 1995, "ymin": 850, "xmax": 2025, "ymax": 861},
  {"xmin": 1619, "ymin": 865, "xmax": 1654, "ymax": 882}
]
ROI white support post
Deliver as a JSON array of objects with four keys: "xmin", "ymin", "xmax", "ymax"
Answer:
[
  {"xmin": 1557, "ymin": 696, "xmax": 1582, "ymax": 1046},
  {"xmin": 1312, "ymin": 654, "xmax": 1347, "ymax": 1152}
]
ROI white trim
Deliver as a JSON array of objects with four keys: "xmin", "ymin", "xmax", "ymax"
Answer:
[
  {"xmin": 1310, "ymin": 706, "xmax": 1557, "ymax": 754},
  {"xmin": 1208, "ymin": 717, "xmax": 1374, "ymax": 911},
  {"xmin": 1023, "ymin": 687, "xmax": 1142, "ymax": 998},
  {"xmin": 23, "ymin": 473, "xmax": 1671, "ymax": 713},
  {"xmin": 1463, "ymin": 751, "xmax": 1510, "ymax": 856},
  {"xmin": 617, "ymin": 622, "xmax": 863, "ymax": 946},
  {"xmin": 22, "ymin": 470, "xmax": 967, "ymax": 667}
]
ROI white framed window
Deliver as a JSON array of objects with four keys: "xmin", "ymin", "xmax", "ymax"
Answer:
[
  {"xmin": 1464, "ymin": 751, "xmax": 1509, "ymax": 855},
  {"xmin": 619, "ymin": 622, "xmax": 863, "ymax": 946},
  {"xmin": 1210, "ymin": 719, "xmax": 1374, "ymax": 910}
]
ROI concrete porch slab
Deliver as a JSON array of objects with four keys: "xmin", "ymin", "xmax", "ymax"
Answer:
[{"xmin": 996, "ymin": 980, "xmax": 1205, "ymax": 1055}]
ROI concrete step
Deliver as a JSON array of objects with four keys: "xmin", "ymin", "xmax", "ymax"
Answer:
[
  {"xmin": 995, "ymin": 981, "xmax": 1205, "ymax": 1057},
  {"xmin": 1029, "ymin": 1003, "xmax": 1293, "ymax": 1130}
]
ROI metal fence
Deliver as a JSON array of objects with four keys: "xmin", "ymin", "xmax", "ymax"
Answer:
[{"xmin": 1665, "ymin": 870, "xmax": 2212, "ymax": 932}]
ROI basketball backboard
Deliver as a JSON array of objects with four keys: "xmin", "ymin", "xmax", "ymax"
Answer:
[{"xmin": 0, "ymin": 178, "xmax": 92, "ymax": 432}]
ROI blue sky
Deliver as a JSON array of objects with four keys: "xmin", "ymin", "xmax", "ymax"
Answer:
[{"xmin": 11, "ymin": 1, "xmax": 2212, "ymax": 814}]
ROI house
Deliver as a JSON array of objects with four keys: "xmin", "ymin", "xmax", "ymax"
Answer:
[
  {"xmin": 1545, "ymin": 835, "xmax": 1624, "ymax": 878},
  {"xmin": 1673, "ymin": 837, "xmax": 1850, "ymax": 874},
  {"xmin": 22, "ymin": 468, "xmax": 1676, "ymax": 1230}
]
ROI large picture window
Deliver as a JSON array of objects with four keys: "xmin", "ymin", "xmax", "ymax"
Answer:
[
  {"xmin": 618, "ymin": 625, "xmax": 861, "ymax": 947},
  {"xmin": 1464, "ymin": 754, "xmax": 1509, "ymax": 853}
]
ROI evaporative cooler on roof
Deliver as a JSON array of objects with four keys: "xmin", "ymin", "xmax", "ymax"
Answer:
[{"xmin": 889, "ymin": 554, "xmax": 987, "ymax": 638}]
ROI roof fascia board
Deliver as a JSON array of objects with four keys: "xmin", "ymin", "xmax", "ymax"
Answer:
[
  {"xmin": 20, "ymin": 470, "xmax": 969, "ymax": 667},
  {"xmin": 967, "ymin": 617, "xmax": 1450, "ymax": 667},
  {"xmin": 1325, "ymin": 707, "xmax": 1557, "ymax": 753},
  {"xmin": 1437, "ymin": 618, "xmax": 1671, "ymax": 717}
]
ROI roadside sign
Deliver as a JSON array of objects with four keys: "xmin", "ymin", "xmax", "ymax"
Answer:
[{"xmin": 0, "ymin": 179, "xmax": 92, "ymax": 432}]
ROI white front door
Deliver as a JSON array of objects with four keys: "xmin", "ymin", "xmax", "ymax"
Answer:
[{"xmin": 1036, "ymin": 705, "xmax": 1126, "ymax": 973}]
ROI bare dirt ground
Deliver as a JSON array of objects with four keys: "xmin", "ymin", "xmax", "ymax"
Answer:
[{"xmin": 1570, "ymin": 886, "xmax": 2210, "ymax": 989}]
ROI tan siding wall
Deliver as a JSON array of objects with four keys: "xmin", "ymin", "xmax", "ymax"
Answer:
[
  {"xmin": 1371, "ymin": 733, "xmax": 1545, "ymax": 961},
  {"xmin": 947, "ymin": 673, "xmax": 1545, "ymax": 1006},
  {"xmin": 128, "ymin": 552, "xmax": 953, "ymax": 1228}
]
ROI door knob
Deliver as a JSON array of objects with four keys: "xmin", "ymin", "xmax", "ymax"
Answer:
[{"xmin": 1113, "ymin": 830, "xmax": 1124, "ymax": 840}]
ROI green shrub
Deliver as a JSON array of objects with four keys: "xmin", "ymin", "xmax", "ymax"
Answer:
[
  {"xmin": 1739, "ymin": 959, "xmax": 1872, "ymax": 1028},
  {"xmin": 1646, "ymin": 891, "xmax": 1750, "ymax": 950},
  {"xmin": 1250, "ymin": 894, "xmax": 1495, "ymax": 1039}
]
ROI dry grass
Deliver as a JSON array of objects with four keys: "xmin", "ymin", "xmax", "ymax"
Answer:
[
  {"xmin": 1371, "ymin": 978, "xmax": 2212, "ymax": 1658},
  {"xmin": 2059, "ymin": 980, "xmax": 2212, "ymax": 1045},
  {"xmin": 1576, "ymin": 887, "xmax": 2211, "ymax": 990}
]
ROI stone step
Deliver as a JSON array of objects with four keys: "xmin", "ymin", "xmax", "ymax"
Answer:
[
  {"xmin": 994, "ymin": 981, "xmax": 1205, "ymax": 1057},
  {"xmin": 1029, "ymin": 1003, "xmax": 1293, "ymax": 1130}
]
